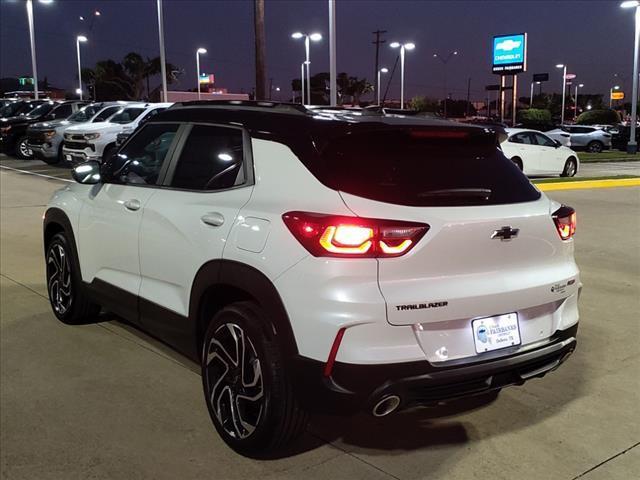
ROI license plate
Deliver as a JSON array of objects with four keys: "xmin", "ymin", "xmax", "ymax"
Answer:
[
  {"xmin": 472, "ymin": 313, "xmax": 521, "ymax": 354},
  {"xmin": 65, "ymin": 154, "xmax": 72, "ymax": 161}
]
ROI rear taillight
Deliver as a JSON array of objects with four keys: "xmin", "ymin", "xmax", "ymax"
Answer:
[
  {"xmin": 282, "ymin": 211, "xmax": 429, "ymax": 258},
  {"xmin": 552, "ymin": 205, "xmax": 576, "ymax": 240}
]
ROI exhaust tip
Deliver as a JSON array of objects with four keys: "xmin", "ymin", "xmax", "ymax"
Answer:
[{"xmin": 372, "ymin": 395, "xmax": 401, "ymax": 417}]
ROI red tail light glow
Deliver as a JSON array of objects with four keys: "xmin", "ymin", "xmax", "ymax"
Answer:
[
  {"xmin": 552, "ymin": 205, "xmax": 577, "ymax": 240},
  {"xmin": 283, "ymin": 211, "xmax": 429, "ymax": 258}
]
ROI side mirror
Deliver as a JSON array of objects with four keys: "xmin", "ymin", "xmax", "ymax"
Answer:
[
  {"xmin": 554, "ymin": 140, "xmax": 562, "ymax": 148},
  {"xmin": 71, "ymin": 160, "xmax": 101, "ymax": 184}
]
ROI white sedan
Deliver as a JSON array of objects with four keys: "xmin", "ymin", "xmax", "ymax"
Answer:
[{"xmin": 501, "ymin": 128, "xmax": 579, "ymax": 177}]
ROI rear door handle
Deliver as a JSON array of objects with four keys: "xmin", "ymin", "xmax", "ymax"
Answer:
[
  {"xmin": 124, "ymin": 199, "xmax": 141, "ymax": 211},
  {"xmin": 201, "ymin": 212, "xmax": 225, "ymax": 227}
]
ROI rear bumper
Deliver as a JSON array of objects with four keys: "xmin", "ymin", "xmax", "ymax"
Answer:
[{"xmin": 291, "ymin": 323, "xmax": 578, "ymax": 415}]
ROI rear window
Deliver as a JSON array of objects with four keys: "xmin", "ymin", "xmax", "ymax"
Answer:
[{"xmin": 320, "ymin": 127, "xmax": 540, "ymax": 207}]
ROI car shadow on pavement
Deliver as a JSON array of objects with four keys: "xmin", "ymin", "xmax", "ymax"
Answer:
[{"xmin": 98, "ymin": 314, "xmax": 588, "ymax": 460}]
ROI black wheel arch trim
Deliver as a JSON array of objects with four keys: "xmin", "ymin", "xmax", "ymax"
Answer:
[
  {"xmin": 43, "ymin": 208, "xmax": 76, "ymax": 255},
  {"xmin": 190, "ymin": 259, "xmax": 299, "ymax": 361}
]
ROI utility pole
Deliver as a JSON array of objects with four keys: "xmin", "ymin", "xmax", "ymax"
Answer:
[
  {"xmin": 372, "ymin": 29, "xmax": 387, "ymax": 100},
  {"xmin": 254, "ymin": 0, "xmax": 267, "ymax": 100}
]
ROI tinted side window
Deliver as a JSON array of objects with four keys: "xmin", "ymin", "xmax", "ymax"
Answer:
[
  {"xmin": 49, "ymin": 104, "xmax": 72, "ymax": 119},
  {"xmin": 103, "ymin": 123, "xmax": 179, "ymax": 186},
  {"xmin": 94, "ymin": 106, "xmax": 120, "ymax": 122},
  {"xmin": 170, "ymin": 125, "xmax": 244, "ymax": 191}
]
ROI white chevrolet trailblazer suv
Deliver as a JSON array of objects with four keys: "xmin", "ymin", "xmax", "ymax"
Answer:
[
  {"xmin": 61, "ymin": 102, "xmax": 172, "ymax": 164},
  {"xmin": 43, "ymin": 102, "xmax": 580, "ymax": 456}
]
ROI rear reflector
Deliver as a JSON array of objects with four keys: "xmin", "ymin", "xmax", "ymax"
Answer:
[
  {"xmin": 552, "ymin": 205, "xmax": 577, "ymax": 240},
  {"xmin": 282, "ymin": 211, "xmax": 429, "ymax": 258},
  {"xmin": 324, "ymin": 327, "xmax": 346, "ymax": 377}
]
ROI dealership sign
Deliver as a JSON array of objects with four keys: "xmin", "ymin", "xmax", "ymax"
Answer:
[
  {"xmin": 611, "ymin": 91, "xmax": 625, "ymax": 100},
  {"xmin": 492, "ymin": 33, "xmax": 527, "ymax": 74},
  {"xmin": 199, "ymin": 73, "xmax": 215, "ymax": 84}
]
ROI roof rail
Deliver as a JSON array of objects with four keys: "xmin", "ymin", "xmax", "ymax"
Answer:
[{"xmin": 168, "ymin": 100, "xmax": 309, "ymax": 115}]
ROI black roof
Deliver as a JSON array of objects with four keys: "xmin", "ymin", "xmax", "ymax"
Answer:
[{"xmin": 155, "ymin": 100, "xmax": 486, "ymax": 141}]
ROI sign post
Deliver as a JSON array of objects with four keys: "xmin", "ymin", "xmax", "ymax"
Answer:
[{"xmin": 492, "ymin": 33, "xmax": 527, "ymax": 125}]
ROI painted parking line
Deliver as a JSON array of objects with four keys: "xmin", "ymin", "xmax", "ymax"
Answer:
[
  {"xmin": 0, "ymin": 165, "xmax": 72, "ymax": 183},
  {"xmin": 537, "ymin": 178, "xmax": 640, "ymax": 191}
]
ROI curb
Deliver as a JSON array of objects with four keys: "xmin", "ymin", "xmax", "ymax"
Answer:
[{"xmin": 536, "ymin": 178, "xmax": 640, "ymax": 191}]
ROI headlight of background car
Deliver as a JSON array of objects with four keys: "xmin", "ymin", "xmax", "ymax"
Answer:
[
  {"xmin": 83, "ymin": 133, "xmax": 101, "ymax": 140},
  {"xmin": 0, "ymin": 126, "xmax": 11, "ymax": 134},
  {"xmin": 43, "ymin": 130, "xmax": 56, "ymax": 139},
  {"xmin": 64, "ymin": 133, "xmax": 72, "ymax": 140}
]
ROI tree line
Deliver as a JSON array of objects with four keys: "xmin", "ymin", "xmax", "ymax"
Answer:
[{"xmin": 80, "ymin": 53, "xmax": 180, "ymax": 101}]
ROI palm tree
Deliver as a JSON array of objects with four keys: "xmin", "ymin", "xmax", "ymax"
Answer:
[
  {"xmin": 336, "ymin": 73, "xmax": 372, "ymax": 105},
  {"xmin": 82, "ymin": 54, "xmax": 179, "ymax": 101}
]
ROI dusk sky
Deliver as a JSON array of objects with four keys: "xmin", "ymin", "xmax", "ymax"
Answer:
[{"xmin": 0, "ymin": 0, "xmax": 633, "ymax": 102}]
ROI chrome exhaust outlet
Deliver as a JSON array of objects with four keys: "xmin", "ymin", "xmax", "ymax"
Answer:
[{"xmin": 372, "ymin": 395, "xmax": 401, "ymax": 417}]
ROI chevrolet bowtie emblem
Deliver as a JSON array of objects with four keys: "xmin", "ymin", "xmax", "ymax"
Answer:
[{"xmin": 491, "ymin": 226, "xmax": 520, "ymax": 241}]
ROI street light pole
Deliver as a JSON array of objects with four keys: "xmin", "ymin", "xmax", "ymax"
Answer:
[
  {"xmin": 156, "ymin": 0, "xmax": 168, "ymax": 102},
  {"xmin": 377, "ymin": 67, "xmax": 388, "ymax": 105},
  {"xmin": 300, "ymin": 62, "xmax": 305, "ymax": 104},
  {"xmin": 631, "ymin": 4, "xmax": 639, "ymax": 152},
  {"xmin": 530, "ymin": 81, "xmax": 534, "ymax": 108},
  {"xmin": 556, "ymin": 64, "xmax": 567, "ymax": 124},
  {"xmin": 304, "ymin": 35, "xmax": 311, "ymax": 105},
  {"xmin": 196, "ymin": 48, "xmax": 207, "ymax": 100},
  {"xmin": 328, "ymin": 0, "xmax": 337, "ymax": 106},
  {"xmin": 76, "ymin": 35, "xmax": 87, "ymax": 100},
  {"xmin": 292, "ymin": 32, "xmax": 322, "ymax": 106},
  {"xmin": 26, "ymin": 0, "xmax": 39, "ymax": 99},
  {"xmin": 574, "ymin": 83, "xmax": 584, "ymax": 120},
  {"xmin": 390, "ymin": 41, "xmax": 415, "ymax": 109}
]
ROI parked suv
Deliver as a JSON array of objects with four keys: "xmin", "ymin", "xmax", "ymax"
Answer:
[
  {"xmin": 44, "ymin": 101, "xmax": 580, "ymax": 456},
  {"xmin": 27, "ymin": 102, "xmax": 129, "ymax": 164},
  {"xmin": 560, "ymin": 125, "xmax": 612, "ymax": 152},
  {"xmin": 0, "ymin": 98, "xmax": 45, "ymax": 120},
  {"xmin": 0, "ymin": 100, "xmax": 87, "ymax": 159},
  {"xmin": 61, "ymin": 102, "xmax": 172, "ymax": 163}
]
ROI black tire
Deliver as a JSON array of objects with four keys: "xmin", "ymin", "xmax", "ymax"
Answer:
[
  {"xmin": 201, "ymin": 301, "xmax": 308, "ymax": 457},
  {"xmin": 511, "ymin": 157, "xmax": 523, "ymax": 171},
  {"xmin": 15, "ymin": 135, "xmax": 33, "ymax": 160},
  {"xmin": 587, "ymin": 141, "xmax": 603, "ymax": 153},
  {"xmin": 561, "ymin": 157, "xmax": 578, "ymax": 177},
  {"xmin": 46, "ymin": 232, "xmax": 100, "ymax": 325}
]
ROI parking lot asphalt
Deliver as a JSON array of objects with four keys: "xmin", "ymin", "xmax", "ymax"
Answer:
[{"xmin": 1, "ymin": 167, "xmax": 639, "ymax": 480}]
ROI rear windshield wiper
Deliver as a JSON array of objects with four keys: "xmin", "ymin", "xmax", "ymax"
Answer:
[{"xmin": 417, "ymin": 188, "xmax": 492, "ymax": 200}]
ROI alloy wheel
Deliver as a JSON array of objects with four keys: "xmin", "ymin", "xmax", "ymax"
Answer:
[
  {"xmin": 47, "ymin": 243, "xmax": 73, "ymax": 315},
  {"xmin": 566, "ymin": 160, "xmax": 576, "ymax": 177},
  {"xmin": 204, "ymin": 323, "xmax": 264, "ymax": 440},
  {"xmin": 19, "ymin": 140, "xmax": 32, "ymax": 158}
]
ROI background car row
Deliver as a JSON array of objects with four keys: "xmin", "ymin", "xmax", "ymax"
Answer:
[{"xmin": 0, "ymin": 98, "xmax": 172, "ymax": 164}]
